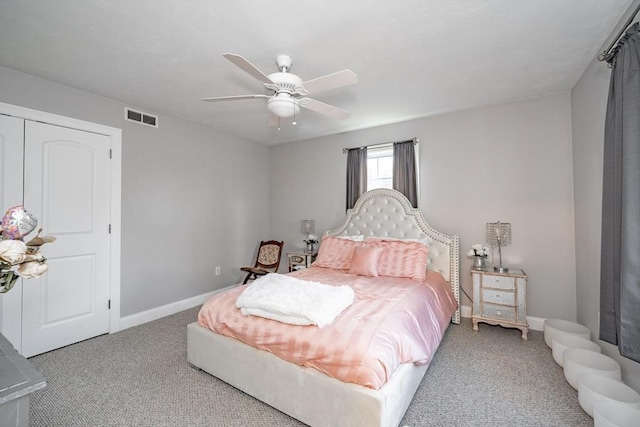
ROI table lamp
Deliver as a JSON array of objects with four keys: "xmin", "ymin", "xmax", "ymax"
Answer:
[{"xmin": 487, "ymin": 221, "xmax": 511, "ymax": 273}]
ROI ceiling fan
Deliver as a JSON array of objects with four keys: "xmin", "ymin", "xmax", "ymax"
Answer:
[{"xmin": 202, "ymin": 53, "xmax": 358, "ymax": 125}]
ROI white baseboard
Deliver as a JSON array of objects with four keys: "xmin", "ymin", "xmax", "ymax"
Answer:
[
  {"xmin": 527, "ymin": 316, "xmax": 545, "ymax": 331},
  {"xmin": 460, "ymin": 304, "xmax": 545, "ymax": 331},
  {"xmin": 461, "ymin": 304, "xmax": 472, "ymax": 319},
  {"xmin": 119, "ymin": 285, "xmax": 235, "ymax": 331}
]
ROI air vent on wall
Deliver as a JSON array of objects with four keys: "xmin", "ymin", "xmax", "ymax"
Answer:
[{"xmin": 124, "ymin": 107, "xmax": 158, "ymax": 128}]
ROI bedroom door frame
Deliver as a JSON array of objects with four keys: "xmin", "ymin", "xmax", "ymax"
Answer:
[{"xmin": 0, "ymin": 102, "xmax": 122, "ymax": 351}]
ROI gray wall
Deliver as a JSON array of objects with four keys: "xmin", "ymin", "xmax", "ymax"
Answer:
[
  {"xmin": 571, "ymin": 0, "xmax": 640, "ymax": 392},
  {"xmin": 271, "ymin": 92, "xmax": 577, "ymax": 321},
  {"xmin": 0, "ymin": 66, "xmax": 271, "ymax": 317}
]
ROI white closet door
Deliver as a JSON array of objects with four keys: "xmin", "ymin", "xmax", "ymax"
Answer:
[
  {"xmin": 21, "ymin": 120, "xmax": 111, "ymax": 357},
  {"xmin": 0, "ymin": 115, "xmax": 25, "ymax": 349}
]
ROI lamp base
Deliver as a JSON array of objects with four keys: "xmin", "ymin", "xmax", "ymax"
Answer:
[{"xmin": 494, "ymin": 266, "xmax": 509, "ymax": 273}]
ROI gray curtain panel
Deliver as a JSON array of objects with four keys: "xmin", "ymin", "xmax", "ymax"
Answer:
[
  {"xmin": 346, "ymin": 147, "xmax": 367, "ymax": 210},
  {"xmin": 393, "ymin": 141, "xmax": 418, "ymax": 207},
  {"xmin": 600, "ymin": 22, "xmax": 640, "ymax": 363}
]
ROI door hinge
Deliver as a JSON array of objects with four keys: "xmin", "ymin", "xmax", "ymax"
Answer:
[
  {"xmin": 108, "ymin": 224, "xmax": 111, "ymax": 234},
  {"xmin": 108, "ymin": 299, "xmax": 111, "ymax": 309},
  {"xmin": 109, "ymin": 149, "xmax": 112, "ymax": 159}
]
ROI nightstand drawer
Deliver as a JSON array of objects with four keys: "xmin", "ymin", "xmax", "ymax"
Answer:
[
  {"xmin": 481, "ymin": 303, "xmax": 516, "ymax": 322},
  {"xmin": 482, "ymin": 274, "xmax": 515, "ymax": 290},
  {"xmin": 482, "ymin": 289, "xmax": 515, "ymax": 306},
  {"xmin": 287, "ymin": 251, "xmax": 317, "ymax": 272},
  {"xmin": 289, "ymin": 255, "xmax": 305, "ymax": 264}
]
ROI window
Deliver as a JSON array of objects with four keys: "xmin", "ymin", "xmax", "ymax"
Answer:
[
  {"xmin": 347, "ymin": 141, "xmax": 419, "ymax": 209},
  {"xmin": 367, "ymin": 145, "xmax": 393, "ymax": 190}
]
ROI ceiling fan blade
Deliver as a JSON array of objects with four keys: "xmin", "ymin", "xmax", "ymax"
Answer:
[
  {"xmin": 302, "ymin": 70, "xmax": 358, "ymax": 94},
  {"xmin": 223, "ymin": 53, "xmax": 274, "ymax": 85},
  {"xmin": 298, "ymin": 98, "xmax": 350, "ymax": 120},
  {"xmin": 201, "ymin": 94, "xmax": 269, "ymax": 102}
]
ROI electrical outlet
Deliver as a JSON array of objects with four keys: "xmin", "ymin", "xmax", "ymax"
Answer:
[{"xmin": 215, "ymin": 266, "xmax": 221, "ymax": 276}]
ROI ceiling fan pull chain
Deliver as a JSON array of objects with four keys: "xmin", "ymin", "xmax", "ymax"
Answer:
[{"xmin": 293, "ymin": 99, "xmax": 297, "ymax": 125}]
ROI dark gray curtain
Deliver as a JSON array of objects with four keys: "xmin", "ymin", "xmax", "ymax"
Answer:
[
  {"xmin": 346, "ymin": 147, "xmax": 367, "ymax": 210},
  {"xmin": 393, "ymin": 141, "xmax": 418, "ymax": 207},
  {"xmin": 600, "ymin": 22, "xmax": 640, "ymax": 363}
]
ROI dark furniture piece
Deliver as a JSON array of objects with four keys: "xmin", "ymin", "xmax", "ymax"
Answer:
[{"xmin": 240, "ymin": 240, "xmax": 284, "ymax": 284}]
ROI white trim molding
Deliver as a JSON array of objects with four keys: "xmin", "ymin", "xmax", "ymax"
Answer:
[
  {"xmin": 0, "ymin": 102, "xmax": 123, "ymax": 340},
  {"xmin": 119, "ymin": 286, "xmax": 235, "ymax": 331}
]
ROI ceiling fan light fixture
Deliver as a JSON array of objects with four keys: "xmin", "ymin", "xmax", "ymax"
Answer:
[
  {"xmin": 204, "ymin": 53, "xmax": 357, "ymax": 123},
  {"xmin": 268, "ymin": 93, "xmax": 300, "ymax": 118}
]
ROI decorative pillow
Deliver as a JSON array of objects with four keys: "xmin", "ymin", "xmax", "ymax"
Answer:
[
  {"xmin": 367, "ymin": 239, "xmax": 429, "ymax": 281},
  {"xmin": 348, "ymin": 245, "xmax": 384, "ymax": 277},
  {"xmin": 312, "ymin": 236, "xmax": 359, "ymax": 270}
]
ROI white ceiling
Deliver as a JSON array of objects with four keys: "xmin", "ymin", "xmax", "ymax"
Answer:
[{"xmin": 0, "ymin": 1, "xmax": 632, "ymax": 145}]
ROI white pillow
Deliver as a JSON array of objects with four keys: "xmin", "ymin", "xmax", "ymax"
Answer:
[
  {"xmin": 334, "ymin": 235, "xmax": 365, "ymax": 241},
  {"xmin": 365, "ymin": 235, "xmax": 430, "ymax": 247}
]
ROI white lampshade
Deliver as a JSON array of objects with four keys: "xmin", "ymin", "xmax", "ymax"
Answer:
[
  {"xmin": 594, "ymin": 400, "xmax": 640, "ymax": 426},
  {"xmin": 552, "ymin": 333, "xmax": 601, "ymax": 367},
  {"xmin": 578, "ymin": 374, "xmax": 640, "ymax": 418},
  {"xmin": 268, "ymin": 93, "xmax": 300, "ymax": 118},
  {"xmin": 486, "ymin": 221, "xmax": 511, "ymax": 246},
  {"xmin": 544, "ymin": 318, "xmax": 591, "ymax": 347},
  {"xmin": 300, "ymin": 219, "xmax": 315, "ymax": 235},
  {"xmin": 563, "ymin": 348, "xmax": 621, "ymax": 390}
]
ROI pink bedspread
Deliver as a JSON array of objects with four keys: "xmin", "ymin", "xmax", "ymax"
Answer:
[{"xmin": 197, "ymin": 267, "xmax": 457, "ymax": 390}]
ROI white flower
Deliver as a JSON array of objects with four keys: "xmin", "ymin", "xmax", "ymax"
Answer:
[
  {"xmin": 467, "ymin": 244, "xmax": 490, "ymax": 258},
  {"xmin": 304, "ymin": 234, "xmax": 319, "ymax": 245},
  {"xmin": 23, "ymin": 251, "xmax": 45, "ymax": 263},
  {"xmin": 0, "ymin": 240, "xmax": 27, "ymax": 264},
  {"xmin": 17, "ymin": 261, "xmax": 48, "ymax": 278}
]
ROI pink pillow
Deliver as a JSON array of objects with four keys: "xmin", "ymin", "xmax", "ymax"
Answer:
[
  {"xmin": 348, "ymin": 245, "xmax": 384, "ymax": 277},
  {"xmin": 312, "ymin": 236, "xmax": 359, "ymax": 270},
  {"xmin": 368, "ymin": 239, "xmax": 429, "ymax": 281}
]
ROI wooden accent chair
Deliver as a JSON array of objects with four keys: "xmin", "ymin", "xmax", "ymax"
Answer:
[{"xmin": 240, "ymin": 240, "xmax": 284, "ymax": 284}]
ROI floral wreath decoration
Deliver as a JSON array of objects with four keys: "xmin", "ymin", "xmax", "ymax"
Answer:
[{"xmin": 0, "ymin": 205, "xmax": 56, "ymax": 294}]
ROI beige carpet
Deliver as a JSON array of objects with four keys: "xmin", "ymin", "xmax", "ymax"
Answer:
[{"xmin": 28, "ymin": 307, "xmax": 592, "ymax": 426}]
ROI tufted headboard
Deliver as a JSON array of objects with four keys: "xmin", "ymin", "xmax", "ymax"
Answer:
[{"xmin": 326, "ymin": 188, "xmax": 460, "ymax": 324}]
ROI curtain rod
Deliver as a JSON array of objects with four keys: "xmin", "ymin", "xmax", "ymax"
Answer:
[
  {"xmin": 342, "ymin": 137, "xmax": 418, "ymax": 154},
  {"xmin": 598, "ymin": 2, "xmax": 640, "ymax": 63}
]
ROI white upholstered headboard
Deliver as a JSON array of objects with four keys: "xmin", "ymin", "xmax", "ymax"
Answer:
[{"xmin": 326, "ymin": 188, "xmax": 460, "ymax": 324}]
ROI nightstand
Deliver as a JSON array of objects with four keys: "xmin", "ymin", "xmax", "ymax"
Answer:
[
  {"xmin": 471, "ymin": 267, "xmax": 528, "ymax": 340},
  {"xmin": 287, "ymin": 251, "xmax": 317, "ymax": 272}
]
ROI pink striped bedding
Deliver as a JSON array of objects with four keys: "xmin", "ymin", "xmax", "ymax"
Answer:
[{"xmin": 197, "ymin": 266, "xmax": 457, "ymax": 390}]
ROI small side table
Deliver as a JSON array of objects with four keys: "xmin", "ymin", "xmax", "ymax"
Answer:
[
  {"xmin": 287, "ymin": 251, "xmax": 317, "ymax": 272},
  {"xmin": 471, "ymin": 267, "xmax": 528, "ymax": 340}
]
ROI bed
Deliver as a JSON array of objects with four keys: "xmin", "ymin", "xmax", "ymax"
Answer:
[{"xmin": 187, "ymin": 188, "xmax": 460, "ymax": 426}]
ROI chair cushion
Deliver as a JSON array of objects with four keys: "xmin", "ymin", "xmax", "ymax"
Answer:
[{"xmin": 258, "ymin": 244, "xmax": 281, "ymax": 266}]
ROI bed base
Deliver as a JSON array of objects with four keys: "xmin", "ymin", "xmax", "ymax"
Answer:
[{"xmin": 187, "ymin": 322, "xmax": 432, "ymax": 427}]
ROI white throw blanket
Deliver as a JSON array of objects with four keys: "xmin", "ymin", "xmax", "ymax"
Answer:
[{"xmin": 235, "ymin": 273, "xmax": 355, "ymax": 327}]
